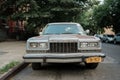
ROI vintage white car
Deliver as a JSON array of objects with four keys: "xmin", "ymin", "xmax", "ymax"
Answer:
[{"xmin": 23, "ymin": 22, "xmax": 105, "ymax": 70}]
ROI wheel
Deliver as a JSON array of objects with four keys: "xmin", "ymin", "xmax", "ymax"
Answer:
[
  {"xmin": 85, "ymin": 63, "xmax": 99, "ymax": 69},
  {"xmin": 32, "ymin": 63, "xmax": 42, "ymax": 70}
]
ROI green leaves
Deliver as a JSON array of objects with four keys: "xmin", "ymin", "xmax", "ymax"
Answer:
[
  {"xmin": 0, "ymin": 61, "xmax": 20, "ymax": 74},
  {"xmin": 0, "ymin": 0, "xmax": 103, "ymax": 34},
  {"xmin": 92, "ymin": 0, "xmax": 120, "ymax": 33}
]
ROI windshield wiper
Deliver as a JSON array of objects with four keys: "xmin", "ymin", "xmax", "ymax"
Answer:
[{"xmin": 61, "ymin": 32, "xmax": 74, "ymax": 34}]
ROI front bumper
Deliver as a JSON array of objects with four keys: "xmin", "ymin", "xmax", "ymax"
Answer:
[{"xmin": 23, "ymin": 53, "xmax": 106, "ymax": 63}]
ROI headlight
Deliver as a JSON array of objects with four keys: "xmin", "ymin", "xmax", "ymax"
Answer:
[
  {"xmin": 39, "ymin": 43, "xmax": 48, "ymax": 49},
  {"xmin": 29, "ymin": 42, "xmax": 48, "ymax": 49},
  {"xmin": 30, "ymin": 42, "xmax": 38, "ymax": 48},
  {"xmin": 80, "ymin": 42, "xmax": 99, "ymax": 48},
  {"xmin": 80, "ymin": 42, "xmax": 88, "ymax": 48}
]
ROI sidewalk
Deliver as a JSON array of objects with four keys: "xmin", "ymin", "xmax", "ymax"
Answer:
[{"xmin": 0, "ymin": 41, "xmax": 26, "ymax": 69}]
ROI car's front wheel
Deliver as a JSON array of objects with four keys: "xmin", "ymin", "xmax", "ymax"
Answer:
[
  {"xmin": 32, "ymin": 63, "xmax": 42, "ymax": 70},
  {"xmin": 85, "ymin": 63, "xmax": 99, "ymax": 69}
]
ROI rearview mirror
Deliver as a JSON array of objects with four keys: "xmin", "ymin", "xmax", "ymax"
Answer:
[
  {"xmin": 85, "ymin": 29, "xmax": 90, "ymax": 34},
  {"xmin": 39, "ymin": 32, "xmax": 42, "ymax": 35}
]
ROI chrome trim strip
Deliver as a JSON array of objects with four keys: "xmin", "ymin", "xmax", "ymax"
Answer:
[
  {"xmin": 23, "ymin": 53, "xmax": 106, "ymax": 59},
  {"xmin": 24, "ymin": 58, "xmax": 82, "ymax": 63}
]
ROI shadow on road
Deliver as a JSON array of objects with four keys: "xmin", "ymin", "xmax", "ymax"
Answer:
[{"xmin": 33, "ymin": 63, "xmax": 90, "ymax": 71}]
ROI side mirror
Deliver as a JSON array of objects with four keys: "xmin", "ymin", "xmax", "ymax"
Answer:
[
  {"xmin": 85, "ymin": 29, "xmax": 90, "ymax": 34},
  {"xmin": 39, "ymin": 32, "xmax": 42, "ymax": 35}
]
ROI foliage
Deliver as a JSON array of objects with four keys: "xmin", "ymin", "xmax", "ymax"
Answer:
[
  {"xmin": 0, "ymin": 0, "xmax": 94, "ymax": 24},
  {"xmin": 0, "ymin": 61, "xmax": 20, "ymax": 74},
  {"xmin": 78, "ymin": 0, "xmax": 100, "ymax": 34},
  {"xmin": 0, "ymin": 0, "xmax": 111, "ymax": 33},
  {"xmin": 93, "ymin": 0, "xmax": 120, "ymax": 33}
]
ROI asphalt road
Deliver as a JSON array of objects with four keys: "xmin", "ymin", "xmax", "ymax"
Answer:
[{"xmin": 11, "ymin": 43, "xmax": 120, "ymax": 80}]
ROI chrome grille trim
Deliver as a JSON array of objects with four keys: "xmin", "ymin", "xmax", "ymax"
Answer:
[
  {"xmin": 49, "ymin": 42, "xmax": 78, "ymax": 53},
  {"xmin": 27, "ymin": 50, "xmax": 48, "ymax": 53},
  {"xmin": 27, "ymin": 50, "xmax": 101, "ymax": 53}
]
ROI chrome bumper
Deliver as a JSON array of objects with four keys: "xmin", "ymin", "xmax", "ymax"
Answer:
[{"xmin": 23, "ymin": 53, "xmax": 106, "ymax": 63}]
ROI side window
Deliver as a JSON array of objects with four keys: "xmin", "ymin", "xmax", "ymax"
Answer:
[
  {"xmin": 116, "ymin": 34, "xmax": 120, "ymax": 36},
  {"xmin": 118, "ymin": 34, "xmax": 120, "ymax": 36}
]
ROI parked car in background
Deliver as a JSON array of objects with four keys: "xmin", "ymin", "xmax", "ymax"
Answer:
[
  {"xmin": 102, "ymin": 34, "xmax": 114, "ymax": 43},
  {"xmin": 114, "ymin": 33, "xmax": 120, "ymax": 44}
]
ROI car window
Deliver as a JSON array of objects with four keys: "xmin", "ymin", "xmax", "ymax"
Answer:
[
  {"xmin": 42, "ymin": 24, "xmax": 86, "ymax": 35},
  {"xmin": 107, "ymin": 35, "xmax": 114, "ymax": 37},
  {"xmin": 117, "ymin": 33, "xmax": 120, "ymax": 36}
]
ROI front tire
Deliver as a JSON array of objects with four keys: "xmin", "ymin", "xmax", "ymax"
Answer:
[
  {"xmin": 85, "ymin": 63, "xmax": 99, "ymax": 69},
  {"xmin": 32, "ymin": 63, "xmax": 42, "ymax": 70}
]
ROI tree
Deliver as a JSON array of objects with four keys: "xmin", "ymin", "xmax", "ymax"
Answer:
[
  {"xmin": 0, "ymin": 0, "xmax": 103, "ymax": 36},
  {"xmin": 0, "ymin": 0, "xmax": 99, "ymax": 25},
  {"xmin": 92, "ymin": 0, "xmax": 120, "ymax": 33},
  {"xmin": 78, "ymin": 0, "xmax": 101, "ymax": 34}
]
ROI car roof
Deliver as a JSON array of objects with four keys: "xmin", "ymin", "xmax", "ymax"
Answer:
[
  {"xmin": 47, "ymin": 22, "xmax": 80, "ymax": 25},
  {"xmin": 103, "ymin": 34, "xmax": 114, "ymax": 35}
]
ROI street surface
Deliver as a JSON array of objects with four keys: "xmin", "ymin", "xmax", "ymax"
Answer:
[
  {"xmin": 0, "ymin": 41, "xmax": 25, "ymax": 77},
  {"xmin": 0, "ymin": 41, "xmax": 25, "ymax": 68},
  {"xmin": 11, "ymin": 43, "xmax": 120, "ymax": 80}
]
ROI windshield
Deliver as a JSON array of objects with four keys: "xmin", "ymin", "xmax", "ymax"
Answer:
[
  {"xmin": 107, "ymin": 35, "xmax": 114, "ymax": 37},
  {"xmin": 42, "ymin": 23, "xmax": 86, "ymax": 35}
]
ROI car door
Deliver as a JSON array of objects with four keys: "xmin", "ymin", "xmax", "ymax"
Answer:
[{"xmin": 116, "ymin": 33, "xmax": 120, "ymax": 42}]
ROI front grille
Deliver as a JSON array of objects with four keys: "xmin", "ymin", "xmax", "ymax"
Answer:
[{"xmin": 49, "ymin": 42, "xmax": 78, "ymax": 53}]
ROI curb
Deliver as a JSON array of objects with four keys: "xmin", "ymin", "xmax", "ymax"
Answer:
[{"xmin": 0, "ymin": 62, "xmax": 29, "ymax": 80}]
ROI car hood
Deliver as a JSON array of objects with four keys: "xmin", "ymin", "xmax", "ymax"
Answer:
[{"xmin": 28, "ymin": 34, "xmax": 98, "ymax": 42}]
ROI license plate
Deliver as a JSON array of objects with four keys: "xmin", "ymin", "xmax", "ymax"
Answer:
[{"xmin": 85, "ymin": 57, "xmax": 102, "ymax": 63}]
